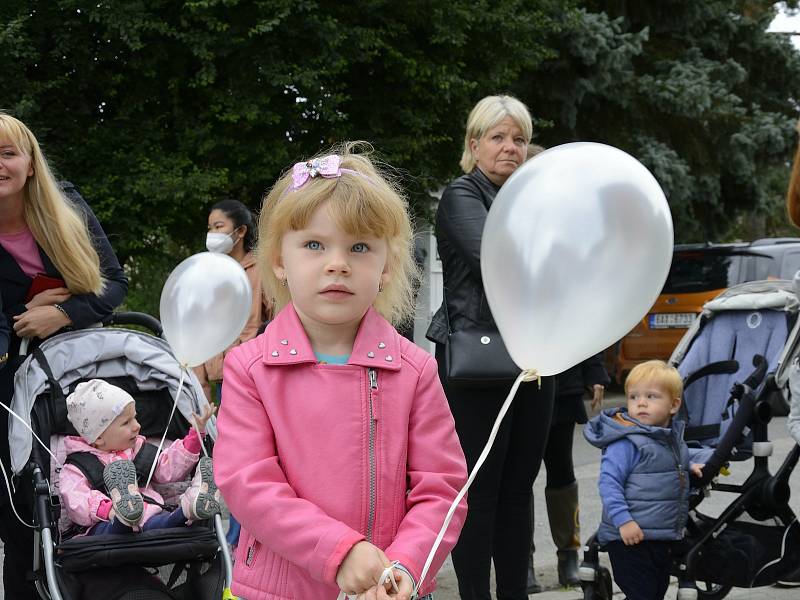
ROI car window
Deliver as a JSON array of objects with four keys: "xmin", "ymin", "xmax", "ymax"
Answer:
[
  {"xmin": 780, "ymin": 249, "xmax": 800, "ymax": 279},
  {"xmin": 739, "ymin": 253, "xmax": 777, "ymax": 282},
  {"xmin": 663, "ymin": 251, "xmax": 741, "ymax": 293}
]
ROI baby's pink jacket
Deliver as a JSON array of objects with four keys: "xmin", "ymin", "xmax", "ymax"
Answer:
[
  {"xmin": 60, "ymin": 432, "xmax": 200, "ymax": 528},
  {"xmin": 214, "ymin": 304, "xmax": 468, "ymax": 600}
]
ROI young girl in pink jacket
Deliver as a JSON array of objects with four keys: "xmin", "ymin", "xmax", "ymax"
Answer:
[
  {"xmin": 60, "ymin": 379, "xmax": 220, "ymax": 534},
  {"xmin": 214, "ymin": 143, "xmax": 468, "ymax": 600}
]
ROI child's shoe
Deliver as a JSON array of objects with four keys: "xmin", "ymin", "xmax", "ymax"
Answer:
[
  {"xmin": 182, "ymin": 456, "xmax": 221, "ymax": 521},
  {"xmin": 103, "ymin": 459, "xmax": 144, "ymax": 527}
]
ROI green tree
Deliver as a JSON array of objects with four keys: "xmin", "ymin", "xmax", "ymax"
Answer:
[
  {"xmin": 5, "ymin": 1, "xmax": 800, "ymax": 314},
  {"xmin": 2, "ymin": 0, "xmax": 574, "ymax": 314},
  {"xmin": 518, "ymin": 0, "xmax": 800, "ymax": 242}
]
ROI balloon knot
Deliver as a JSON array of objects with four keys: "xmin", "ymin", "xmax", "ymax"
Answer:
[{"xmin": 521, "ymin": 368, "xmax": 540, "ymax": 387}]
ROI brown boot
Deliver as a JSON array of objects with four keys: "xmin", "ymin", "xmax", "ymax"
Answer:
[{"xmin": 545, "ymin": 482, "xmax": 581, "ymax": 587}]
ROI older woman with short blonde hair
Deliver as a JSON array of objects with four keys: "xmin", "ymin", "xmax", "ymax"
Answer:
[{"xmin": 426, "ymin": 95, "xmax": 555, "ymax": 600}]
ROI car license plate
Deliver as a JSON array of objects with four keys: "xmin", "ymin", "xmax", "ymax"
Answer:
[{"xmin": 649, "ymin": 313, "xmax": 695, "ymax": 329}]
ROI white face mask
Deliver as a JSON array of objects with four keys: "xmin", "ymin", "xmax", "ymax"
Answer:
[{"xmin": 206, "ymin": 231, "xmax": 235, "ymax": 254}]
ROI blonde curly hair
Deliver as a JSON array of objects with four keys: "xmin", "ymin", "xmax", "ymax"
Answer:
[{"xmin": 257, "ymin": 141, "xmax": 418, "ymax": 327}]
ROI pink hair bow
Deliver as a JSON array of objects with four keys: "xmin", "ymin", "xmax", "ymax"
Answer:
[{"xmin": 291, "ymin": 155, "xmax": 346, "ymax": 189}]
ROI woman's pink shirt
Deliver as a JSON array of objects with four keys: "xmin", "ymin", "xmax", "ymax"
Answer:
[{"xmin": 0, "ymin": 227, "xmax": 44, "ymax": 277}]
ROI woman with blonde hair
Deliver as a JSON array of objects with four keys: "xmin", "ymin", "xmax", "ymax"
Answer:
[
  {"xmin": 0, "ymin": 112, "xmax": 127, "ymax": 598},
  {"xmin": 426, "ymin": 95, "xmax": 555, "ymax": 599}
]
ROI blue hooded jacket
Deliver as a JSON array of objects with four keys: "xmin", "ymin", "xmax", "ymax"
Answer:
[{"xmin": 583, "ymin": 408, "xmax": 690, "ymax": 544}]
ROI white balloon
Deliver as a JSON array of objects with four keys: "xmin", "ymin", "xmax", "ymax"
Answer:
[
  {"xmin": 159, "ymin": 252, "xmax": 253, "ymax": 367},
  {"xmin": 481, "ymin": 142, "xmax": 673, "ymax": 376}
]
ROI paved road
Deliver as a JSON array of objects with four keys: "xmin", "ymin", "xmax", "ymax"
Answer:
[
  {"xmin": 432, "ymin": 393, "xmax": 800, "ymax": 600},
  {"xmin": 3, "ymin": 393, "xmax": 800, "ymax": 599}
]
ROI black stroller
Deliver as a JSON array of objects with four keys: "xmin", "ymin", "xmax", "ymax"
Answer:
[
  {"xmin": 7, "ymin": 312, "xmax": 233, "ymax": 600},
  {"xmin": 580, "ymin": 280, "xmax": 800, "ymax": 600}
]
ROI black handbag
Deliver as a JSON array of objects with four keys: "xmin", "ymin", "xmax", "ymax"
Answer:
[{"xmin": 443, "ymin": 298, "xmax": 520, "ymax": 388}]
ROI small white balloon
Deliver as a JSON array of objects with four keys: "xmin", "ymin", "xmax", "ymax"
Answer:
[
  {"xmin": 481, "ymin": 142, "xmax": 674, "ymax": 375},
  {"xmin": 159, "ymin": 252, "xmax": 252, "ymax": 367}
]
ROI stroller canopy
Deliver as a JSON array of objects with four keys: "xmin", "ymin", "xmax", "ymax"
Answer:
[{"xmin": 10, "ymin": 327, "xmax": 215, "ymax": 474}]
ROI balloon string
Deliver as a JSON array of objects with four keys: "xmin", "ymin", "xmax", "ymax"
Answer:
[
  {"xmin": 0, "ymin": 400, "xmax": 59, "ymax": 464},
  {"xmin": 144, "ymin": 365, "xmax": 187, "ymax": 489},
  {"xmin": 413, "ymin": 368, "xmax": 538, "ymax": 597}
]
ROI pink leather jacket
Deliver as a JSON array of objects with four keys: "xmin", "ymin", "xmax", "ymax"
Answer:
[
  {"xmin": 214, "ymin": 304, "xmax": 468, "ymax": 600},
  {"xmin": 60, "ymin": 434, "xmax": 199, "ymax": 528}
]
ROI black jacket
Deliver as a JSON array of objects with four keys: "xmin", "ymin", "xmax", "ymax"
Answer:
[
  {"xmin": 426, "ymin": 168, "xmax": 500, "ymax": 345},
  {"xmin": 0, "ymin": 295, "xmax": 7, "ymax": 365},
  {"xmin": 0, "ymin": 182, "xmax": 128, "ymax": 360},
  {"xmin": 551, "ymin": 352, "xmax": 610, "ymax": 425},
  {"xmin": 555, "ymin": 352, "xmax": 610, "ymax": 398}
]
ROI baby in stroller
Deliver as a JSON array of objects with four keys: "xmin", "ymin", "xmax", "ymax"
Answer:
[{"xmin": 60, "ymin": 378, "xmax": 221, "ymax": 534}]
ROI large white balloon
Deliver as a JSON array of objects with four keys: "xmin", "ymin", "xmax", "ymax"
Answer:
[
  {"xmin": 481, "ymin": 142, "xmax": 673, "ymax": 376},
  {"xmin": 160, "ymin": 252, "xmax": 253, "ymax": 367}
]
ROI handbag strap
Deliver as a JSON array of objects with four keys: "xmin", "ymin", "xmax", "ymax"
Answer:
[{"xmin": 442, "ymin": 288, "xmax": 453, "ymax": 335}]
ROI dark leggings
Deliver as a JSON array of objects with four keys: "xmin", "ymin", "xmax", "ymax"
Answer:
[
  {"xmin": 437, "ymin": 346, "xmax": 555, "ymax": 600},
  {"xmin": 89, "ymin": 507, "xmax": 187, "ymax": 535},
  {"xmin": 543, "ymin": 420, "xmax": 577, "ymax": 489},
  {"xmin": 0, "ymin": 488, "xmax": 37, "ymax": 599},
  {"xmin": 0, "ymin": 366, "xmax": 38, "ymax": 599}
]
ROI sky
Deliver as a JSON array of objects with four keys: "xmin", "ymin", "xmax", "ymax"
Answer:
[{"xmin": 769, "ymin": 2, "xmax": 800, "ymax": 49}]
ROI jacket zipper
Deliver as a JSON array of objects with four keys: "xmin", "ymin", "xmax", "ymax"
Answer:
[
  {"xmin": 366, "ymin": 368, "xmax": 378, "ymax": 542},
  {"xmin": 669, "ymin": 442, "xmax": 686, "ymax": 531},
  {"xmin": 246, "ymin": 543, "xmax": 256, "ymax": 566}
]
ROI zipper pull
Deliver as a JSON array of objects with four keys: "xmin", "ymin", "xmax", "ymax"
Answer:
[
  {"xmin": 246, "ymin": 544, "xmax": 256, "ymax": 566},
  {"xmin": 369, "ymin": 368, "xmax": 378, "ymax": 390}
]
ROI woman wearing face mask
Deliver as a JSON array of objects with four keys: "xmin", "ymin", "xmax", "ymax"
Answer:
[
  {"xmin": 196, "ymin": 198, "xmax": 268, "ymax": 553},
  {"xmin": 194, "ymin": 199, "xmax": 270, "ymax": 402}
]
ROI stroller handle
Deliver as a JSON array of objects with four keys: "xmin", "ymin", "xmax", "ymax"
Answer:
[
  {"xmin": 18, "ymin": 312, "xmax": 163, "ymax": 357},
  {"xmin": 104, "ymin": 311, "xmax": 163, "ymax": 337},
  {"xmin": 698, "ymin": 354, "xmax": 767, "ymax": 486}
]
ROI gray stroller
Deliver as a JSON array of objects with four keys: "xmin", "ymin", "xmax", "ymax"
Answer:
[
  {"xmin": 8, "ymin": 312, "xmax": 233, "ymax": 600},
  {"xmin": 580, "ymin": 280, "xmax": 800, "ymax": 600}
]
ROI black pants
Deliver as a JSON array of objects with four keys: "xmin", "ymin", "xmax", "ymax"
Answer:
[
  {"xmin": 0, "ymin": 361, "xmax": 39, "ymax": 599},
  {"xmin": 543, "ymin": 420, "xmax": 576, "ymax": 489},
  {"xmin": 0, "ymin": 492, "xmax": 37, "ymax": 598},
  {"xmin": 437, "ymin": 346, "xmax": 555, "ymax": 600},
  {"xmin": 606, "ymin": 540, "xmax": 673, "ymax": 600}
]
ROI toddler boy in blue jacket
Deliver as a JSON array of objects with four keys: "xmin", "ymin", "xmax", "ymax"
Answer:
[{"xmin": 584, "ymin": 360, "xmax": 703, "ymax": 600}]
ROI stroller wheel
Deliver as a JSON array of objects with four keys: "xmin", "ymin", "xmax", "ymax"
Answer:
[
  {"xmin": 695, "ymin": 580, "xmax": 732, "ymax": 600},
  {"xmin": 581, "ymin": 566, "xmax": 613, "ymax": 600}
]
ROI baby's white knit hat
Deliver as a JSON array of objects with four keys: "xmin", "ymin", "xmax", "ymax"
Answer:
[{"xmin": 66, "ymin": 379, "xmax": 135, "ymax": 444}]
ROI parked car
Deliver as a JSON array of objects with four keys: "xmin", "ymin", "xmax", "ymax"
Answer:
[{"xmin": 607, "ymin": 238, "xmax": 800, "ymax": 384}]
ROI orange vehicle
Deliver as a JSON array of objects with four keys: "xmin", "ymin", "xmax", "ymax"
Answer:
[{"xmin": 608, "ymin": 239, "xmax": 800, "ymax": 383}]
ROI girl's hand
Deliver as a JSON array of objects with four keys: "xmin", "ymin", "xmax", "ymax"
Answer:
[
  {"xmin": 13, "ymin": 305, "xmax": 71, "ymax": 338},
  {"xmin": 336, "ymin": 541, "xmax": 390, "ymax": 596},
  {"xmin": 387, "ymin": 568, "xmax": 413, "ymax": 600},
  {"xmin": 590, "ymin": 384, "xmax": 605, "ymax": 411},
  {"xmin": 356, "ymin": 566, "xmax": 412, "ymax": 600},
  {"xmin": 690, "ymin": 463, "xmax": 706, "ymax": 478},
  {"xmin": 192, "ymin": 404, "xmax": 217, "ymax": 435},
  {"xmin": 26, "ymin": 287, "xmax": 71, "ymax": 309}
]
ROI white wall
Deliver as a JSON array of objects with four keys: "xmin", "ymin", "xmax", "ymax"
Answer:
[{"xmin": 412, "ymin": 227, "xmax": 442, "ymax": 354}]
